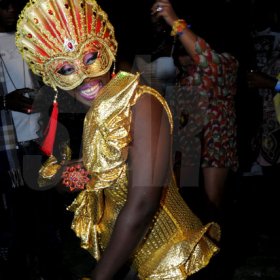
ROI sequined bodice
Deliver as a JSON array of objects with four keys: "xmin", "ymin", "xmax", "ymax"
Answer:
[{"xmin": 68, "ymin": 71, "xmax": 220, "ymax": 279}]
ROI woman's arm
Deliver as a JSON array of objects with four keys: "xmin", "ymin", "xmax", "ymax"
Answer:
[
  {"xmin": 91, "ymin": 94, "xmax": 171, "ymax": 280},
  {"xmin": 152, "ymin": 0, "xmax": 238, "ymax": 74},
  {"xmin": 247, "ymin": 71, "xmax": 278, "ymax": 92},
  {"xmin": 151, "ymin": 0, "xmax": 197, "ymax": 58}
]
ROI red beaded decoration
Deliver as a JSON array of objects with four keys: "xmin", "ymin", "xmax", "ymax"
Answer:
[{"xmin": 61, "ymin": 164, "xmax": 90, "ymax": 192}]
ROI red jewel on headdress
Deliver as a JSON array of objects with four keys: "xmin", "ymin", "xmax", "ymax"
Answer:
[
  {"xmin": 67, "ymin": 42, "xmax": 73, "ymax": 50},
  {"xmin": 63, "ymin": 38, "xmax": 77, "ymax": 52},
  {"xmin": 34, "ymin": 18, "xmax": 38, "ymax": 24},
  {"xmin": 27, "ymin": 33, "xmax": 32, "ymax": 38},
  {"xmin": 48, "ymin": 10, "xmax": 53, "ymax": 15},
  {"xmin": 64, "ymin": 3, "xmax": 69, "ymax": 9}
]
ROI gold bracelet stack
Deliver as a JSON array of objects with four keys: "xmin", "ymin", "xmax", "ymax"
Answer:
[{"xmin": 170, "ymin": 19, "xmax": 188, "ymax": 36}]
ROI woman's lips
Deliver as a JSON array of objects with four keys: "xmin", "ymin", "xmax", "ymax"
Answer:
[{"xmin": 79, "ymin": 80, "xmax": 103, "ymax": 101}]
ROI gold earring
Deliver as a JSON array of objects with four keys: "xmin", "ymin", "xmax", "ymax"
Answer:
[{"xmin": 111, "ymin": 61, "xmax": 116, "ymax": 78}]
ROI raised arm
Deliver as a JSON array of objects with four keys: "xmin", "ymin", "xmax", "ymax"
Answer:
[
  {"xmin": 151, "ymin": 0, "xmax": 198, "ymax": 59},
  {"xmin": 151, "ymin": 0, "xmax": 238, "ymax": 78},
  {"xmin": 91, "ymin": 93, "xmax": 171, "ymax": 280}
]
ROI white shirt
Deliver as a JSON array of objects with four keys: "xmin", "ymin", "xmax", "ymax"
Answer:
[
  {"xmin": 0, "ymin": 32, "xmax": 40, "ymax": 142},
  {"xmin": 132, "ymin": 55, "xmax": 177, "ymax": 95}
]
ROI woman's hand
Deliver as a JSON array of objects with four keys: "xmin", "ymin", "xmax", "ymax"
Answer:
[
  {"xmin": 151, "ymin": 0, "xmax": 178, "ymax": 27},
  {"xmin": 151, "ymin": 0, "xmax": 197, "ymax": 58},
  {"xmin": 2, "ymin": 88, "xmax": 35, "ymax": 113}
]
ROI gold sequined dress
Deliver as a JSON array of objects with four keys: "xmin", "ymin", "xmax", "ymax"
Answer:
[{"xmin": 68, "ymin": 71, "xmax": 220, "ymax": 279}]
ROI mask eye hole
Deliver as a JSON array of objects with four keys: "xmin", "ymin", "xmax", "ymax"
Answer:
[
  {"xmin": 83, "ymin": 52, "xmax": 98, "ymax": 65},
  {"xmin": 57, "ymin": 64, "xmax": 75, "ymax": 75}
]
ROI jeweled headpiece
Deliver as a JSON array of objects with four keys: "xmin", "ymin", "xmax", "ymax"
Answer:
[{"xmin": 16, "ymin": 0, "xmax": 118, "ymax": 90}]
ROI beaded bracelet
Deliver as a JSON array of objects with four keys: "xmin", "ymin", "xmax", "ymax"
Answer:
[{"xmin": 170, "ymin": 19, "xmax": 188, "ymax": 36}]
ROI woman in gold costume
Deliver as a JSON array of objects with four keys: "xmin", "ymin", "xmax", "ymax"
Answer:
[{"xmin": 16, "ymin": 0, "xmax": 220, "ymax": 279}]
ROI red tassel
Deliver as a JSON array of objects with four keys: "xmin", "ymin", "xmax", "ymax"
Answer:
[{"xmin": 40, "ymin": 99, "xmax": 59, "ymax": 156}]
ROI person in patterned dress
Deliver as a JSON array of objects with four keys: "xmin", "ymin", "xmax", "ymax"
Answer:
[{"xmin": 154, "ymin": 0, "xmax": 239, "ymax": 220}]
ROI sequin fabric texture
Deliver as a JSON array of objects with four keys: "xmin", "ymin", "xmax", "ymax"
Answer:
[{"xmin": 68, "ymin": 71, "xmax": 221, "ymax": 279}]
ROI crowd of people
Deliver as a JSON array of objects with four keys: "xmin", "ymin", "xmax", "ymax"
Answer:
[{"xmin": 1, "ymin": 0, "xmax": 280, "ymax": 279}]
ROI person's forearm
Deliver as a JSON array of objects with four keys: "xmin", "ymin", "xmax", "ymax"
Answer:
[
  {"xmin": 164, "ymin": 16, "xmax": 198, "ymax": 59},
  {"xmin": 262, "ymin": 73, "xmax": 278, "ymax": 91},
  {"xmin": 248, "ymin": 71, "xmax": 279, "ymax": 92},
  {"xmin": 176, "ymin": 25, "xmax": 199, "ymax": 59},
  {"xmin": 91, "ymin": 203, "xmax": 157, "ymax": 280},
  {"xmin": 153, "ymin": 0, "xmax": 198, "ymax": 59}
]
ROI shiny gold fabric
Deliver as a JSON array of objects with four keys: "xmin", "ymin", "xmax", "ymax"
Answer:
[
  {"xmin": 38, "ymin": 144, "xmax": 72, "ymax": 188},
  {"xmin": 68, "ymin": 71, "xmax": 221, "ymax": 279}
]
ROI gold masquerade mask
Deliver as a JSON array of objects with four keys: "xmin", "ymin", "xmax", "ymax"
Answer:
[{"xmin": 16, "ymin": 0, "xmax": 118, "ymax": 90}]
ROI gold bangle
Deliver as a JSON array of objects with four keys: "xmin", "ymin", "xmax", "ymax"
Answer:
[{"xmin": 171, "ymin": 19, "xmax": 187, "ymax": 36}]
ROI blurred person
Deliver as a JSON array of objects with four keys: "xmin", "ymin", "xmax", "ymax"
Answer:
[
  {"xmin": 247, "ymin": 69, "xmax": 280, "ymax": 168},
  {"xmin": 152, "ymin": 1, "xmax": 239, "ymax": 279},
  {"xmin": 247, "ymin": 64, "xmax": 280, "ymax": 236},
  {"xmin": 0, "ymin": 1, "xmax": 64, "ymax": 279},
  {"xmin": 247, "ymin": 0, "xmax": 280, "ymax": 173},
  {"xmin": 16, "ymin": 0, "xmax": 221, "ymax": 279},
  {"xmin": 0, "ymin": 0, "xmax": 38, "ymax": 187},
  {"xmin": 244, "ymin": 2, "xmax": 280, "ymax": 264},
  {"xmin": 152, "ymin": 0, "xmax": 239, "ymax": 219}
]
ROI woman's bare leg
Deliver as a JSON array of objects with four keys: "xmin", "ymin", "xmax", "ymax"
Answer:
[{"xmin": 202, "ymin": 167, "xmax": 229, "ymax": 209}]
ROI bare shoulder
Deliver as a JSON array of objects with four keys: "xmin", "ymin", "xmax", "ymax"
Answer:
[
  {"xmin": 133, "ymin": 89, "xmax": 169, "ymax": 121},
  {"xmin": 130, "ymin": 91, "xmax": 171, "ymax": 143},
  {"xmin": 134, "ymin": 92, "xmax": 164, "ymax": 111}
]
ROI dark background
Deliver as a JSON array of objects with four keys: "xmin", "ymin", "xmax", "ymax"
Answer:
[{"xmin": 97, "ymin": 0, "xmax": 271, "ymax": 66}]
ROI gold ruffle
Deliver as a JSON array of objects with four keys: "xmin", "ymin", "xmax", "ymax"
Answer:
[
  {"xmin": 140, "ymin": 222, "xmax": 220, "ymax": 279},
  {"xmin": 67, "ymin": 187, "xmax": 104, "ymax": 260}
]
